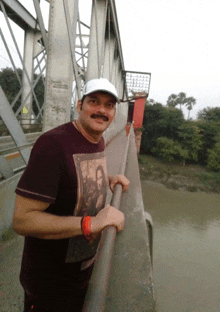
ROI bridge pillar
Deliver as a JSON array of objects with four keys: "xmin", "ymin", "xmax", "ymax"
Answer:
[
  {"xmin": 42, "ymin": 0, "xmax": 78, "ymax": 132},
  {"xmin": 86, "ymin": 0, "xmax": 107, "ymax": 80},
  {"xmin": 103, "ymin": 37, "xmax": 115, "ymax": 81}
]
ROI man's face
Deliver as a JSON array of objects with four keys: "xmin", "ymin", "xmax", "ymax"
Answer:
[{"xmin": 77, "ymin": 92, "xmax": 116, "ymax": 135}]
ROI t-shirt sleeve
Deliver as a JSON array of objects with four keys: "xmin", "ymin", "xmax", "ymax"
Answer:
[{"xmin": 15, "ymin": 134, "xmax": 62, "ymax": 204}]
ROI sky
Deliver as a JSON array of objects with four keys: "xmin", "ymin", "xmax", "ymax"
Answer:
[
  {"xmin": 115, "ymin": 0, "xmax": 220, "ymax": 119},
  {"xmin": 0, "ymin": 0, "xmax": 220, "ymax": 120}
]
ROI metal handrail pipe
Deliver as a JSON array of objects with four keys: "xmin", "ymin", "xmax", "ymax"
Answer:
[{"xmin": 82, "ymin": 184, "xmax": 122, "ymax": 312}]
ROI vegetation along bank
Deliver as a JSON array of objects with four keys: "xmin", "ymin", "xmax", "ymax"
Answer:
[{"xmin": 139, "ymin": 94, "xmax": 220, "ymax": 193}]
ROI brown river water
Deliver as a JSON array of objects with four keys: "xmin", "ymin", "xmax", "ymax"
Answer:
[{"xmin": 141, "ymin": 180, "xmax": 220, "ymax": 312}]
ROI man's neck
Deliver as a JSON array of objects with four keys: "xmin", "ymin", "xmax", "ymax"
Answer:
[{"xmin": 73, "ymin": 120, "xmax": 102, "ymax": 144}]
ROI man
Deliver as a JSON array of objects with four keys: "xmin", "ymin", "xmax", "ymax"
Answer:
[{"xmin": 13, "ymin": 78, "xmax": 130, "ymax": 312}]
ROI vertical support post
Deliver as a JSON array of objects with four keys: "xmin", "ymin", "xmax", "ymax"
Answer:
[
  {"xmin": 103, "ymin": 37, "xmax": 115, "ymax": 82},
  {"xmin": 86, "ymin": 0, "xmax": 107, "ymax": 81},
  {"xmin": 21, "ymin": 29, "xmax": 35, "ymax": 130},
  {"xmin": 43, "ymin": 0, "xmax": 78, "ymax": 133}
]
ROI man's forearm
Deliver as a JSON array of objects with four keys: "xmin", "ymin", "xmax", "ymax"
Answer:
[{"xmin": 13, "ymin": 211, "xmax": 84, "ymax": 239}]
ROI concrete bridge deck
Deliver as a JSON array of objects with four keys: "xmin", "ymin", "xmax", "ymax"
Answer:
[{"xmin": 0, "ymin": 128, "xmax": 155, "ymax": 311}]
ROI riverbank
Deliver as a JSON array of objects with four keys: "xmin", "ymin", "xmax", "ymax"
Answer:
[{"xmin": 138, "ymin": 154, "xmax": 220, "ymax": 194}]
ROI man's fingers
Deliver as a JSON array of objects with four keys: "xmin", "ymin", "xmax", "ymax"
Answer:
[{"xmin": 109, "ymin": 174, "xmax": 130, "ymax": 192}]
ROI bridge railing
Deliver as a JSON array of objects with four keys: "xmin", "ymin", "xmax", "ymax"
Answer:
[{"xmin": 82, "ymin": 127, "xmax": 155, "ymax": 311}]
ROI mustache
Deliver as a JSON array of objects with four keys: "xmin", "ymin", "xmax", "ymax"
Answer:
[{"xmin": 91, "ymin": 114, "xmax": 109, "ymax": 121}]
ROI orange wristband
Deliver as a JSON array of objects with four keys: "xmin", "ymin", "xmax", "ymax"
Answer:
[{"xmin": 81, "ymin": 216, "xmax": 91, "ymax": 237}]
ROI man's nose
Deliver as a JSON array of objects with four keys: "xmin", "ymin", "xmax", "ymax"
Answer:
[{"xmin": 97, "ymin": 104, "xmax": 106, "ymax": 113}]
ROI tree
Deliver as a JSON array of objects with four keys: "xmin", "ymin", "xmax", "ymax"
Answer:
[
  {"xmin": 197, "ymin": 107, "xmax": 220, "ymax": 122},
  {"xmin": 167, "ymin": 94, "xmax": 178, "ymax": 108},
  {"xmin": 177, "ymin": 92, "xmax": 187, "ymax": 111},
  {"xmin": 0, "ymin": 67, "xmax": 22, "ymax": 112},
  {"xmin": 185, "ymin": 96, "xmax": 196, "ymax": 120},
  {"xmin": 207, "ymin": 141, "xmax": 220, "ymax": 172},
  {"xmin": 152, "ymin": 137, "xmax": 188, "ymax": 163},
  {"xmin": 0, "ymin": 67, "xmax": 45, "ymax": 117},
  {"xmin": 196, "ymin": 120, "xmax": 220, "ymax": 165},
  {"xmin": 167, "ymin": 92, "xmax": 187, "ymax": 111},
  {"xmin": 178, "ymin": 122, "xmax": 203, "ymax": 162},
  {"xmin": 140, "ymin": 103, "xmax": 184, "ymax": 154}
]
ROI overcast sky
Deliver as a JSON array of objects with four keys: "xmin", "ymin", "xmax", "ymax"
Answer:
[
  {"xmin": 1, "ymin": 0, "xmax": 220, "ymax": 119},
  {"xmin": 115, "ymin": 0, "xmax": 220, "ymax": 119}
]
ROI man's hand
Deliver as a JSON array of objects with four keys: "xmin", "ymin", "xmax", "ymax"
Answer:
[
  {"xmin": 91, "ymin": 204, "xmax": 125, "ymax": 235},
  {"xmin": 108, "ymin": 174, "xmax": 130, "ymax": 192}
]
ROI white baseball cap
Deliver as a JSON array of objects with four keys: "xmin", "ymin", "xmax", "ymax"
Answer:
[{"xmin": 82, "ymin": 78, "xmax": 120, "ymax": 103}]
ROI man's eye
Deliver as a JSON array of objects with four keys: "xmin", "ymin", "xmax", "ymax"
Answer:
[{"xmin": 106, "ymin": 103, "xmax": 115, "ymax": 108}]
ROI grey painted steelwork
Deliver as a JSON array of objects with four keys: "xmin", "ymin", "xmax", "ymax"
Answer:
[
  {"xmin": 42, "ymin": 0, "xmax": 77, "ymax": 132},
  {"xmin": 43, "ymin": 0, "xmax": 128, "ymax": 132},
  {"xmin": 0, "ymin": 0, "xmax": 131, "ymax": 136},
  {"xmin": 86, "ymin": 0, "xmax": 108, "ymax": 80},
  {"xmin": 0, "ymin": 0, "xmax": 40, "ymax": 30},
  {"xmin": 0, "ymin": 87, "xmax": 30, "ymax": 164},
  {"xmin": 20, "ymin": 29, "xmax": 35, "ymax": 126},
  {"xmin": 33, "ymin": 0, "xmax": 49, "ymax": 52},
  {"xmin": 0, "ymin": 1, "xmax": 45, "ymax": 123}
]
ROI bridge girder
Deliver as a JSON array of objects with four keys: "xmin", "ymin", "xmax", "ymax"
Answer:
[{"xmin": 0, "ymin": 0, "xmax": 151, "ymax": 154}]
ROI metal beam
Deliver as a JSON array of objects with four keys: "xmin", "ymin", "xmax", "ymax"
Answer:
[
  {"xmin": 0, "ymin": 86, "xmax": 30, "ymax": 164},
  {"xmin": 33, "ymin": 0, "xmax": 49, "ymax": 52},
  {"xmin": 0, "ymin": 0, "xmax": 40, "ymax": 31},
  {"xmin": 86, "ymin": 0, "xmax": 108, "ymax": 80}
]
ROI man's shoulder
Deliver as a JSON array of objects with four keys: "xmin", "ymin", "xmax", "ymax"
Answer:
[
  {"xmin": 31, "ymin": 122, "xmax": 74, "ymax": 153},
  {"xmin": 37, "ymin": 122, "xmax": 74, "ymax": 143},
  {"xmin": 43, "ymin": 122, "xmax": 73, "ymax": 137}
]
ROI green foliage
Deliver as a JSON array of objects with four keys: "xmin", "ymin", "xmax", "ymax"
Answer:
[
  {"xmin": 141, "ymin": 103, "xmax": 184, "ymax": 154},
  {"xmin": 0, "ymin": 67, "xmax": 45, "ymax": 118},
  {"xmin": 167, "ymin": 92, "xmax": 187, "ymax": 110},
  {"xmin": 197, "ymin": 106, "xmax": 220, "ymax": 122},
  {"xmin": 178, "ymin": 122, "xmax": 203, "ymax": 162},
  {"xmin": 141, "ymin": 92, "xmax": 220, "ymax": 171},
  {"xmin": 0, "ymin": 67, "xmax": 22, "ymax": 112},
  {"xmin": 166, "ymin": 92, "xmax": 196, "ymax": 119},
  {"xmin": 196, "ymin": 120, "xmax": 220, "ymax": 165},
  {"xmin": 185, "ymin": 96, "xmax": 196, "ymax": 120},
  {"xmin": 207, "ymin": 141, "xmax": 220, "ymax": 172},
  {"xmin": 152, "ymin": 137, "xmax": 188, "ymax": 163}
]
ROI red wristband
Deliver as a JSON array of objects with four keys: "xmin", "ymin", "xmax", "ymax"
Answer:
[{"xmin": 81, "ymin": 216, "xmax": 91, "ymax": 237}]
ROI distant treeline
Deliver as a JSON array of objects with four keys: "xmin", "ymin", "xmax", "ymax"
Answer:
[{"xmin": 140, "ymin": 98, "xmax": 220, "ymax": 172}]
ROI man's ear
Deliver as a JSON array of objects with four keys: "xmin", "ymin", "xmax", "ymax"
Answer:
[{"xmin": 77, "ymin": 100, "xmax": 82, "ymax": 113}]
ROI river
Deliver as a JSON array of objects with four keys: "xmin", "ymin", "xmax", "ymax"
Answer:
[{"xmin": 141, "ymin": 180, "xmax": 220, "ymax": 312}]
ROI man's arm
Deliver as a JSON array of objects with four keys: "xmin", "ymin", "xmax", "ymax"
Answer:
[{"xmin": 13, "ymin": 195, "xmax": 124, "ymax": 239}]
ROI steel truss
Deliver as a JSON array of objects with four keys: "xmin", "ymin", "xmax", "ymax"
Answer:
[{"xmin": 0, "ymin": 0, "xmax": 151, "ymax": 180}]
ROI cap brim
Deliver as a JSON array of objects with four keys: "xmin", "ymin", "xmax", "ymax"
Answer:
[{"xmin": 84, "ymin": 89, "xmax": 120, "ymax": 103}]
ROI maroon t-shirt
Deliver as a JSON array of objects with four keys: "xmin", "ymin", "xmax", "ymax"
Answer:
[{"xmin": 15, "ymin": 121, "xmax": 108, "ymax": 295}]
